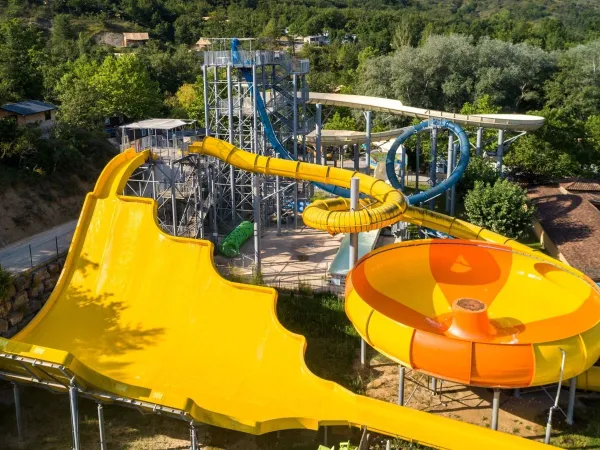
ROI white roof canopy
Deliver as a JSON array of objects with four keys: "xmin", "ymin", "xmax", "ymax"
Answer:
[{"xmin": 122, "ymin": 119, "xmax": 195, "ymax": 131}]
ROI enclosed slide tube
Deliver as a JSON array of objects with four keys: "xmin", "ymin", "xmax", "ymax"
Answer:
[
  {"xmin": 220, "ymin": 220, "xmax": 254, "ymax": 257},
  {"xmin": 192, "ymin": 137, "xmax": 531, "ymax": 252},
  {"xmin": 232, "ymin": 39, "xmax": 471, "ymax": 209},
  {"xmin": 386, "ymin": 119, "xmax": 469, "ymax": 206},
  {"xmin": 231, "ymin": 39, "xmax": 351, "ymax": 198}
]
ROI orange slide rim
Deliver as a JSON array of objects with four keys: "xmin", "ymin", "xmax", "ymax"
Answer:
[{"xmin": 346, "ymin": 239, "xmax": 600, "ymax": 388}]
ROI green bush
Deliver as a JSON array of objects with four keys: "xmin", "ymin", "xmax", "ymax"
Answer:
[
  {"xmin": 0, "ymin": 265, "xmax": 12, "ymax": 301},
  {"xmin": 464, "ymin": 179, "xmax": 534, "ymax": 239},
  {"xmin": 457, "ymin": 155, "xmax": 499, "ymax": 200}
]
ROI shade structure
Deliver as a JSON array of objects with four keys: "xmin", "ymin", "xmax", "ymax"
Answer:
[{"xmin": 346, "ymin": 240, "xmax": 600, "ymax": 388}]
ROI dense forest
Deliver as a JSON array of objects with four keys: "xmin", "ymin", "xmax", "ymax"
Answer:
[{"xmin": 1, "ymin": 0, "xmax": 600, "ymax": 181}]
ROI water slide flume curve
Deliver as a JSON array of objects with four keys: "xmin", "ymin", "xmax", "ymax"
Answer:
[
  {"xmin": 194, "ymin": 137, "xmax": 528, "ymax": 251},
  {"xmin": 0, "ymin": 148, "xmax": 552, "ymax": 450}
]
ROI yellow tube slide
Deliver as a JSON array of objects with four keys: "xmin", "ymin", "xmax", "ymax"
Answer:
[
  {"xmin": 191, "ymin": 137, "xmax": 407, "ymax": 234},
  {"xmin": 193, "ymin": 137, "xmax": 534, "ymax": 254}
]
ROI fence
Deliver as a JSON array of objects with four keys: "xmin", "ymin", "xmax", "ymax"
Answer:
[
  {"xmin": 216, "ymin": 251, "xmax": 344, "ymax": 296},
  {"xmin": 0, "ymin": 229, "xmax": 74, "ymax": 274}
]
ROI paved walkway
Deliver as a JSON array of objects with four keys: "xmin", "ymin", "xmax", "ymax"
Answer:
[{"xmin": 0, "ymin": 220, "xmax": 77, "ymax": 273}]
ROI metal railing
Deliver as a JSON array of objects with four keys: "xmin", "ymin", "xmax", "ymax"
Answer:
[
  {"xmin": 0, "ymin": 230, "xmax": 74, "ymax": 274},
  {"xmin": 216, "ymin": 250, "xmax": 343, "ymax": 296},
  {"xmin": 203, "ymin": 50, "xmax": 309, "ymax": 74}
]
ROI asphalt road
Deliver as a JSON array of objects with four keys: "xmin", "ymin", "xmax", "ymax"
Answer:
[{"xmin": 0, "ymin": 220, "xmax": 77, "ymax": 273}]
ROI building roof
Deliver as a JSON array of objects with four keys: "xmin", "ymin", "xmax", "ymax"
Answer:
[
  {"xmin": 528, "ymin": 185, "xmax": 600, "ymax": 280},
  {"xmin": 123, "ymin": 33, "xmax": 149, "ymax": 41},
  {"xmin": 121, "ymin": 119, "xmax": 195, "ymax": 131},
  {"xmin": 0, "ymin": 100, "xmax": 58, "ymax": 116},
  {"xmin": 196, "ymin": 38, "xmax": 211, "ymax": 46},
  {"xmin": 563, "ymin": 180, "xmax": 600, "ymax": 192}
]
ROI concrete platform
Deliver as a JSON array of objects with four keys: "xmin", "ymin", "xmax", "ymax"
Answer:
[{"xmin": 215, "ymin": 226, "xmax": 343, "ymax": 290}]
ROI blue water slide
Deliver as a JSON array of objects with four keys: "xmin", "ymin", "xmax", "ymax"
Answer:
[
  {"xmin": 231, "ymin": 39, "xmax": 469, "ymax": 208},
  {"xmin": 231, "ymin": 39, "xmax": 351, "ymax": 198},
  {"xmin": 385, "ymin": 118, "xmax": 470, "ymax": 206}
]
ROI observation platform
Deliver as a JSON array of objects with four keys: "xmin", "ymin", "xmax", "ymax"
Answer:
[{"xmin": 203, "ymin": 50, "xmax": 309, "ymax": 74}]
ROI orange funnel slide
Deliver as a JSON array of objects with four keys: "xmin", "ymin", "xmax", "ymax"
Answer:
[{"xmin": 346, "ymin": 240, "xmax": 600, "ymax": 388}]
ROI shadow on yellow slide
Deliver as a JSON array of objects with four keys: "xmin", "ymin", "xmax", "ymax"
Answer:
[{"xmin": 0, "ymin": 146, "xmax": 551, "ymax": 449}]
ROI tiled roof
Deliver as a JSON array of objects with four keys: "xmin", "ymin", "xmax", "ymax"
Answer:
[
  {"xmin": 1, "ymin": 100, "xmax": 57, "ymax": 116},
  {"xmin": 563, "ymin": 180, "xmax": 600, "ymax": 192},
  {"xmin": 528, "ymin": 185, "xmax": 600, "ymax": 281},
  {"xmin": 123, "ymin": 33, "xmax": 149, "ymax": 40}
]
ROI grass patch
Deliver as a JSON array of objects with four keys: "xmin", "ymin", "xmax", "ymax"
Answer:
[
  {"xmin": 277, "ymin": 292, "xmax": 361, "ymax": 391},
  {"xmin": 549, "ymin": 397, "xmax": 600, "ymax": 448}
]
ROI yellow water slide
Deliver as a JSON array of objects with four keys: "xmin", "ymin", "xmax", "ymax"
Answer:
[
  {"xmin": 195, "ymin": 138, "xmax": 536, "ymax": 250},
  {"xmin": 194, "ymin": 137, "xmax": 600, "ymax": 388},
  {"xmin": 0, "ymin": 144, "xmax": 551, "ymax": 449}
]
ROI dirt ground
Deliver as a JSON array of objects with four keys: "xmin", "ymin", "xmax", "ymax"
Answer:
[
  {"xmin": 0, "ymin": 176, "xmax": 95, "ymax": 247},
  {"xmin": 363, "ymin": 352, "xmax": 581, "ymax": 443}
]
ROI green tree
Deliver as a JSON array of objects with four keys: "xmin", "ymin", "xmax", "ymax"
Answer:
[
  {"xmin": 324, "ymin": 112, "xmax": 358, "ymax": 131},
  {"xmin": 460, "ymin": 95, "xmax": 501, "ymax": 115},
  {"xmin": 57, "ymin": 54, "xmax": 162, "ymax": 128},
  {"xmin": 138, "ymin": 42, "xmax": 202, "ymax": 95},
  {"xmin": 545, "ymin": 40, "xmax": 600, "ymax": 120},
  {"xmin": 0, "ymin": 19, "xmax": 44, "ymax": 102},
  {"xmin": 504, "ymin": 134, "xmax": 578, "ymax": 182},
  {"xmin": 165, "ymin": 79, "xmax": 205, "ymax": 124},
  {"xmin": 457, "ymin": 155, "xmax": 499, "ymax": 200},
  {"xmin": 261, "ymin": 18, "xmax": 280, "ymax": 40},
  {"xmin": 464, "ymin": 179, "xmax": 534, "ymax": 240},
  {"xmin": 91, "ymin": 55, "xmax": 162, "ymax": 119}
]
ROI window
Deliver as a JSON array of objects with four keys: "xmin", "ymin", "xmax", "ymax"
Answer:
[{"xmin": 44, "ymin": 110, "xmax": 52, "ymax": 121}]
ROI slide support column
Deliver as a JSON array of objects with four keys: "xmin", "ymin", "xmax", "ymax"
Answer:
[
  {"xmin": 275, "ymin": 154, "xmax": 281, "ymax": 236},
  {"xmin": 567, "ymin": 377, "xmax": 577, "ymax": 425},
  {"xmin": 170, "ymin": 161, "xmax": 178, "ymax": 236},
  {"xmin": 227, "ymin": 64, "xmax": 236, "ymax": 224},
  {"xmin": 491, "ymin": 389, "xmax": 500, "ymax": 431},
  {"xmin": 98, "ymin": 403, "xmax": 107, "ymax": 450},
  {"xmin": 253, "ymin": 176, "xmax": 261, "ymax": 274},
  {"xmin": 292, "ymin": 73, "xmax": 299, "ymax": 227},
  {"xmin": 429, "ymin": 127, "xmax": 438, "ymax": 211},
  {"xmin": 398, "ymin": 366, "xmax": 405, "ymax": 406},
  {"xmin": 316, "ymin": 104, "xmax": 323, "ymax": 165},
  {"xmin": 13, "ymin": 383, "xmax": 23, "ymax": 442},
  {"xmin": 190, "ymin": 424, "xmax": 198, "ymax": 450},
  {"xmin": 415, "ymin": 134, "xmax": 420, "ymax": 194},
  {"xmin": 451, "ymin": 138, "xmax": 457, "ymax": 216},
  {"xmin": 208, "ymin": 166, "xmax": 218, "ymax": 243},
  {"xmin": 476, "ymin": 127, "xmax": 483, "ymax": 156},
  {"xmin": 69, "ymin": 379, "xmax": 80, "ymax": 450},
  {"xmin": 497, "ymin": 129, "xmax": 505, "ymax": 176},
  {"xmin": 430, "ymin": 377, "xmax": 438, "ymax": 394},
  {"xmin": 365, "ymin": 110, "xmax": 372, "ymax": 174},
  {"xmin": 349, "ymin": 178, "xmax": 366, "ymax": 366},
  {"xmin": 446, "ymin": 132, "xmax": 453, "ymax": 212},
  {"xmin": 202, "ymin": 65, "xmax": 210, "ymax": 135}
]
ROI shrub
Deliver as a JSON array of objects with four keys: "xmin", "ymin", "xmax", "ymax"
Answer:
[
  {"xmin": 457, "ymin": 155, "xmax": 499, "ymax": 200},
  {"xmin": 464, "ymin": 179, "xmax": 534, "ymax": 239}
]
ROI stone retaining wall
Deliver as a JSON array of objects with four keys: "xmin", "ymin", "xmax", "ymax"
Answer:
[{"xmin": 0, "ymin": 257, "xmax": 64, "ymax": 338}]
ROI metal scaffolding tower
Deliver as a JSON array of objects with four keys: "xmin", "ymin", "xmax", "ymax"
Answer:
[
  {"xmin": 202, "ymin": 38, "xmax": 310, "ymax": 230},
  {"xmin": 119, "ymin": 119, "xmax": 210, "ymax": 239}
]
